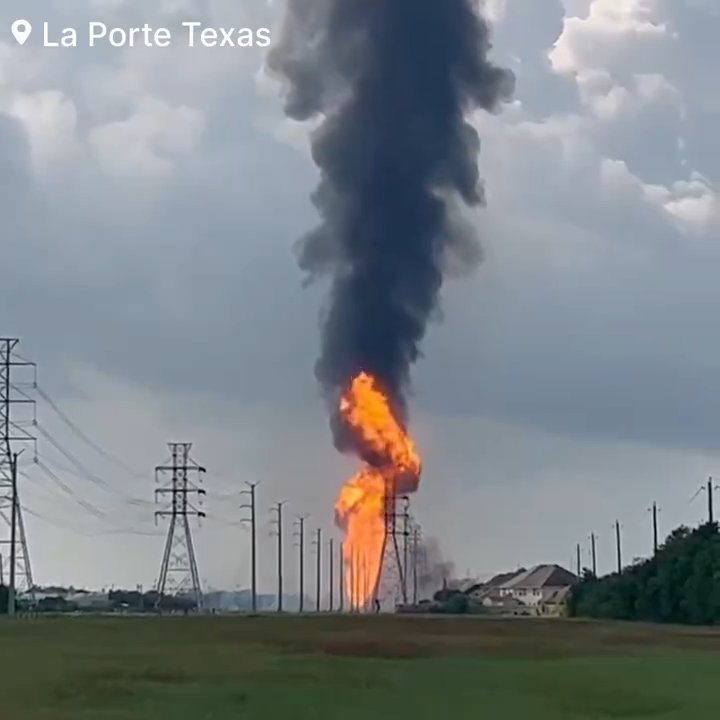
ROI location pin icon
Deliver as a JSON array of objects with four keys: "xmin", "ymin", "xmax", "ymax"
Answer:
[{"xmin": 11, "ymin": 19, "xmax": 32, "ymax": 46}]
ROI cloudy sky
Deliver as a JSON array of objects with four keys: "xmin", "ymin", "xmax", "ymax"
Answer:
[{"xmin": 2, "ymin": 0, "xmax": 719, "ymax": 595}]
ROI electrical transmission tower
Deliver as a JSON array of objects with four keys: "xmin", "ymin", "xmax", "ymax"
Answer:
[
  {"xmin": 0, "ymin": 339, "xmax": 36, "ymax": 613},
  {"xmin": 154, "ymin": 443, "xmax": 206, "ymax": 611},
  {"xmin": 372, "ymin": 485, "xmax": 409, "ymax": 611}
]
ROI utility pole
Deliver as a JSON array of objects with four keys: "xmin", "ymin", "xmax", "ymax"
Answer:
[
  {"xmin": 576, "ymin": 543, "xmax": 581, "ymax": 577},
  {"xmin": 412, "ymin": 523, "xmax": 420, "ymax": 604},
  {"xmin": 338, "ymin": 540, "xmax": 344, "ymax": 613},
  {"xmin": 649, "ymin": 502, "xmax": 659, "ymax": 555},
  {"xmin": 590, "ymin": 532, "xmax": 597, "ymax": 577},
  {"xmin": 293, "ymin": 516, "xmax": 307, "ymax": 613},
  {"xmin": 328, "ymin": 537, "xmax": 334, "ymax": 612},
  {"xmin": 240, "ymin": 481, "xmax": 259, "ymax": 613},
  {"xmin": 1, "ymin": 340, "xmax": 36, "ymax": 614},
  {"xmin": 313, "ymin": 527, "xmax": 322, "ymax": 612},
  {"xmin": 614, "ymin": 520, "xmax": 622, "ymax": 574},
  {"xmin": 270, "ymin": 501, "xmax": 285, "ymax": 612},
  {"xmin": 708, "ymin": 477, "xmax": 715, "ymax": 524},
  {"xmin": 9, "ymin": 453, "xmax": 18, "ymax": 615},
  {"xmin": 401, "ymin": 496, "xmax": 410, "ymax": 601},
  {"xmin": 154, "ymin": 443, "xmax": 206, "ymax": 611}
]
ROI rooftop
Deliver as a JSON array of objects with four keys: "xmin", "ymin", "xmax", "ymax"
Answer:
[{"xmin": 501, "ymin": 564, "xmax": 578, "ymax": 590}]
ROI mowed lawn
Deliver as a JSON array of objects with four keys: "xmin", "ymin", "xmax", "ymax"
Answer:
[{"xmin": 1, "ymin": 615, "xmax": 720, "ymax": 719}]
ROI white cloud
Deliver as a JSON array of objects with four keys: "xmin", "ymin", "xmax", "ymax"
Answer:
[
  {"xmin": 6, "ymin": 90, "xmax": 81, "ymax": 173},
  {"xmin": 89, "ymin": 97, "xmax": 205, "ymax": 179}
]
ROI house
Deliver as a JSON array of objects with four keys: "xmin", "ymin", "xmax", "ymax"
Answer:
[
  {"xmin": 464, "ymin": 568, "xmax": 527, "ymax": 604},
  {"xmin": 498, "ymin": 564, "xmax": 578, "ymax": 609}
]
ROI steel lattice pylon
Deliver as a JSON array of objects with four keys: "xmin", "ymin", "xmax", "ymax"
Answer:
[
  {"xmin": 154, "ymin": 443, "xmax": 206, "ymax": 611},
  {"xmin": 0, "ymin": 339, "xmax": 36, "ymax": 610},
  {"xmin": 372, "ymin": 483, "xmax": 409, "ymax": 612}
]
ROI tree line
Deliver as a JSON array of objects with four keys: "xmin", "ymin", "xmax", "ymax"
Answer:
[
  {"xmin": 0, "ymin": 587, "xmax": 197, "ymax": 614},
  {"xmin": 568, "ymin": 522, "xmax": 720, "ymax": 625}
]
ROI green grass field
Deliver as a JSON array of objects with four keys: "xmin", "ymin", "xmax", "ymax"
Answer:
[{"xmin": 1, "ymin": 614, "xmax": 719, "ymax": 719}]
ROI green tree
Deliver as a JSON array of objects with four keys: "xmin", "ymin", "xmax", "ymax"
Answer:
[{"xmin": 569, "ymin": 522, "xmax": 720, "ymax": 625}]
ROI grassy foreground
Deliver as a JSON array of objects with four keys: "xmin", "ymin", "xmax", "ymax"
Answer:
[{"xmin": 1, "ymin": 615, "xmax": 720, "ymax": 719}]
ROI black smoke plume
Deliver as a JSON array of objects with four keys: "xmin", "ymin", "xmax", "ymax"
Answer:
[
  {"xmin": 268, "ymin": 0, "xmax": 514, "ymax": 435},
  {"xmin": 416, "ymin": 536, "xmax": 455, "ymax": 598}
]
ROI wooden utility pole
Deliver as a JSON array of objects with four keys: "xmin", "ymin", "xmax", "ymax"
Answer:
[
  {"xmin": 614, "ymin": 520, "xmax": 622, "ymax": 574},
  {"xmin": 294, "ymin": 516, "xmax": 306, "ymax": 613},
  {"xmin": 576, "ymin": 543, "xmax": 581, "ymax": 577},
  {"xmin": 314, "ymin": 528, "xmax": 322, "ymax": 612},
  {"xmin": 338, "ymin": 541, "xmax": 344, "ymax": 612},
  {"xmin": 270, "ymin": 501, "xmax": 285, "ymax": 612},
  {"xmin": 412, "ymin": 525, "xmax": 420, "ymax": 604},
  {"xmin": 328, "ymin": 538, "xmax": 334, "ymax": 612},
  {"xmin": 590, "ymin": 532, "xmax": 597, "ymax": 577},
  {"xmin": 651, "ymin": 502, "xmax": 659, "ymax": 555},
  {"xmin": 240, "ymin": 481, "xmax": 259, "ymax": 612},
  {"xmin": 708, "ymin": 477, "xmax": 715, "ymax": 524},
  {"xmin": 8, "ymin": 453, "xmax": 18, "ymax": 616}
]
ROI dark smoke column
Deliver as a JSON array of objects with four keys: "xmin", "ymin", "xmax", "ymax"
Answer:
[{"xmin": 268, "ymin": 0, "xmax": 514, "ymax": 429}]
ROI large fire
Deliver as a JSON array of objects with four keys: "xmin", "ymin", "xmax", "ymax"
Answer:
[{"xmin": 334, "ymin": 373, "xmax": 421, "ymax": 609}]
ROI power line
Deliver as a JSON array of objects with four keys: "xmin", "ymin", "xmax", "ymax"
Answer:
[
  {"xmin": 22, "ymin": 504, "xmax": 162, "ymax": 538},
  {"xmin": 38, "ymin": 454, "xmax": 153, "ymax": 508},
  {"xmin": 35, "ymin": 386, "xmax": 146, "ymax": 480},
  {"xmin": 35, "ymin": 423, "xmax": 151, "ymax": 507},
  {"xmin": 35, "ymin": 459, "xmax": 107, "ymax": 520}
]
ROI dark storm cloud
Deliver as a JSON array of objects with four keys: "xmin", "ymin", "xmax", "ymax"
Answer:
[{"xmin": 268, "ymin": 0, "xmax": 514, "ymax": 432}]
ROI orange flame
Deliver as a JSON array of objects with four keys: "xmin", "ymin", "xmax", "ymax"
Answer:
[{"xmin": 334, "ymin": 372, "xmax": 421, "ymax": 610}]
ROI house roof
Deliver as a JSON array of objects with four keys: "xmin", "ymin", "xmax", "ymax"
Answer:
[
  {"xmin": 501, "ymin": 564, "xmax": 578, "ymax": 590},
  {"xmin": 488, "ymin": 569, "xmax": 526, "ymax": 587},
  {"xmin": 464, "ymin": 569, "xmax": 528, "ymax": 597}
]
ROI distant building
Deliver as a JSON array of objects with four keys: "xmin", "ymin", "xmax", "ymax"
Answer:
[
  {"xmin": 67, "ymin": 591, "xmax": 113, "ymax": 611},
  {"xmin": 464, "ymin": 568, "xmax": 527, "ymax": 603},
  {"xmin": 499, "ymin": 565, "xmax": 578, "ymax": 608},
  {"xmin": 464, "ymin": 564, "xmax": 578, "ymax": 615}
]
